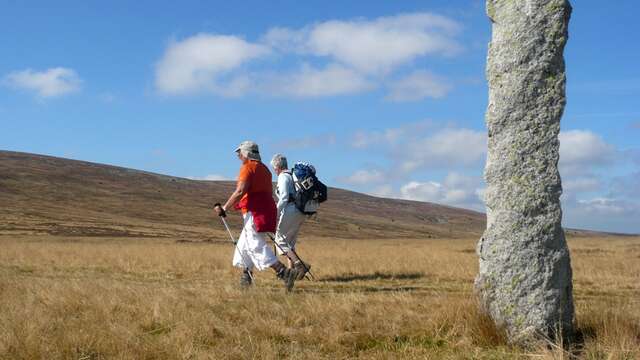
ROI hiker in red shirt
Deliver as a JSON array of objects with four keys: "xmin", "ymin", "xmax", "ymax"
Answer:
[{"xmin": 214, "ymin": 141, "xmax": 300, "ymax": 291}]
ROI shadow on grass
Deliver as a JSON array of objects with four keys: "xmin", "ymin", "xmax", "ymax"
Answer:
[
  {"xmin": 565, "ymin": 326, "xmax": 593, "ymax": 359},
  {"xmin": 352, "ymin": 286, "xmax": 424, "ymax": 293},
  {"xmin": 289, "ymin": 285, "xmax": 428, "ymax": 295},
  {"xmin": 321, "ymin": 271, "xmax": 425, "ymax": 282}
]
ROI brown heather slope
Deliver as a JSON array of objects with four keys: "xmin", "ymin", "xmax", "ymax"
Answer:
[{"xmin": 0, "ymin": 150, "xmax": 487, "ymax": 240}]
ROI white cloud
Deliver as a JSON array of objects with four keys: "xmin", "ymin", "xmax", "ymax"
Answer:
[
  {"xmin": 560, "ymin": 175, "xmax": 603, "ymax": 207},
  {"xmin": 563, "ymin": 196, "xmax": 640, "ymax": 234},
  {"xmin": 154, "ymin": 12, "xmax": 463, "ymax": 100},
  {"xmin": 350, "ymin": 122, "xmax": 486, "ymax": 172},
  {"xmin": 370, "ymin": 184, "xmax": 395, "ymax": 198},
  {"xmin": 338, "ymin": 169, "xmax": 386, "ymax": 185},
  {"xmin": 386, "ymin": 70, "xmax": 452, "ymax": 101},
  {"xmin": 561, "ymin": 174, "xmax": 640, "ymax": 234},
  {"xmin": 574, "ymin": 198, "xmax": 638, "ymax": 216},
  {"xmin": 555, "ymin": 131, "xmax": 639, "ymax": 233},
  {"xmin": 265, "ymin": 13, "xmax": 462, "ymax": 75},
  {"xmin": 153, "ymin": 37, "xmax": 376, "ymax": 98},
  {"xmin": 559, "ymin": 130, "xmax": 616, "ymax": 175},
  {"xmin": 401, "ymin": 181, "xmax": 443, "ymax": 201},
  {"xmin": 155, "ymin": 34, "xmax": 269, "ymax": 95},
  {"xmin": 353, "ymin": 127, "xmax": 620, "ymax": 175},
  {"xmin": 563, "ymin": 176, "xmax": 602, "ymax": 194},
  {"xmin": 344, "ymin": 125, "xmax": 488, "ymax": 211},
  {"xmin": 361, "ymin": 172, "xmax": 486, "ymax": 211},
  {"xmin": 401, "ymin": 128, "xmax": 486, "ymax": 172},
  {"xmin": 347, "ymin": 123, "xmax": 638, "ymax": 232},
  {"xmin": 4, "ymin": 67, "xmax": 82, "ymax": 98},
  {"xmin": 399, "ymin": 172, "xmax": 485, "ymax": 210},
  {"xmin": 264, "ymin": 63, "xmax": 374, "ymax": 97}
]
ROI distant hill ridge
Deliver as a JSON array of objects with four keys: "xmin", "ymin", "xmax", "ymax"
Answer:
[
  {"xmin": 0, "ymin": 150, "xmax": 491, "ymax": 240},
  {"xmin": 1, "ymin": 151, "xmax": 626, "ymax": 240}
]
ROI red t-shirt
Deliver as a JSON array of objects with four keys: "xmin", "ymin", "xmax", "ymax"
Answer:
[
  {"xmin": 237, "ymin": 160, "xmax": 273, "ymax": 213},
  {"xmin": 235, "ymin": 160, "xmax": 277, "ymax": 232}
]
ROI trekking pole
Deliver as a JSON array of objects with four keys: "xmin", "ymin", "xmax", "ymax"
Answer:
[
  {"xmin": 214, "ymin": 203, "xmax": 255, "ymax": 283},
  {"xmin": 267, "ymin": 233, "xmax": 315, "ymax": 281}
]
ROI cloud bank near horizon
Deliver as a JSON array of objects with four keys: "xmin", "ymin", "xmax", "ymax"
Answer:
[{"xmin": 334, "ymin": 122, "xmax": 640, "ymax": 233}]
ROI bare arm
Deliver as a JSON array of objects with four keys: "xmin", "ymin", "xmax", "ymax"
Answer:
[{"xmin": 223, "ymin": 180, "xmax": 249, "ymax": 211}]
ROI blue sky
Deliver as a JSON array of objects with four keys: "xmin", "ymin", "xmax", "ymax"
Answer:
[{"xmin": 1, "ymin": 1, "xmax": 639, "ymax": 233}]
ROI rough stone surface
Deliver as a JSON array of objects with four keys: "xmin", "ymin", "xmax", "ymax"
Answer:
[{"xmin": 476, "ymin": 0, "xmax": 574, "ymax": 343}]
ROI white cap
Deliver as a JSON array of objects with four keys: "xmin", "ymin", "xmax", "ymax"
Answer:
[{"xmin": 235, "ymin": 140, "xmax": 261, "ymax": 160}]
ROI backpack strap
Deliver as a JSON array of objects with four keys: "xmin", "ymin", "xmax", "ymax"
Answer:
[
  {"xmin": 279, "ymin": 170, "xmax": 296, "ymax": 202},
  {"xmin": 285, "ymin": 171, "xmax": 296, "ymax": 202}
]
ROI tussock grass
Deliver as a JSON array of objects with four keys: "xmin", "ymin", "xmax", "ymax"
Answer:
[{"xmin": 0, "ymin": 236, "xmax": 638, "ymax": 359}]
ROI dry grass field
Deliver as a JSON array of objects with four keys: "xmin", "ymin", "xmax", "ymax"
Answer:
[
  {"xmin": 1, "ymin": 235, "xmax": 638, "ymax": 359},
  {"xmin": 3, "ymin": 151, "xmax": 637, "ymax": 359}
]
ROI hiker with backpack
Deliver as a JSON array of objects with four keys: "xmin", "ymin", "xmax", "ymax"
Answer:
[
  {"xmin": 270, "ymin": 154, "xmax": 309, "ymax": 277},
  {"xmin": 213, "ymin": 141, "xmax": 301, "ymax": 291},
  {"xmin": 270, "ymin": 154, "xmax": 327, "ymax": 279}
]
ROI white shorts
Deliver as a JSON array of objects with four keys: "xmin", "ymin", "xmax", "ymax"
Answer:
[
  {"xmin": 232, "ymin": 212, "xmax": 278, "ymax": 271},
  {"xmin": 274, "ymin": 203, "xmax": 307, "ymax": 255}
]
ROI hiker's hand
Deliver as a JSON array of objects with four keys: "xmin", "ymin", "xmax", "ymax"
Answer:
[{"xmin": 213, "ymin": 203, "xmax": 227, "ymax": 218}]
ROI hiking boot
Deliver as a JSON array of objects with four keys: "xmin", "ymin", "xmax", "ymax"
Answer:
[
  {"xmin": 276, "ymin": 267, "xmax": 299, "ymax": 292},
  {"xmin": 293, "ymin": 261, "xmax": 311, "ymax": 280},
  {"xmin": 240, "ymin": 269, "xmax": 253, "ymax": 288}
]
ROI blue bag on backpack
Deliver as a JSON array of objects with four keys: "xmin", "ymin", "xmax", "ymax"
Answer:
[{"xmin": 291, "ymin": 162, "xmax": 328, "ymax": 215}]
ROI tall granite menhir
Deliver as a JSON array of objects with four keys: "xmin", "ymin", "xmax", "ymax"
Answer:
[{"xmin": 476, "ymin": 0, "xmax": 574, "ymax": 343}]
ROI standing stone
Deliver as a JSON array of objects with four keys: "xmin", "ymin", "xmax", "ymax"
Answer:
[{"xmin": 476, "ymin": 0, "xmax": 574, "ymax": 343}]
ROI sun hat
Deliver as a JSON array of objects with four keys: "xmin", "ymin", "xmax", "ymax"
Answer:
[{"xmin": 235, "ymin": 140, "xmax": 261, "ymax": 161}]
